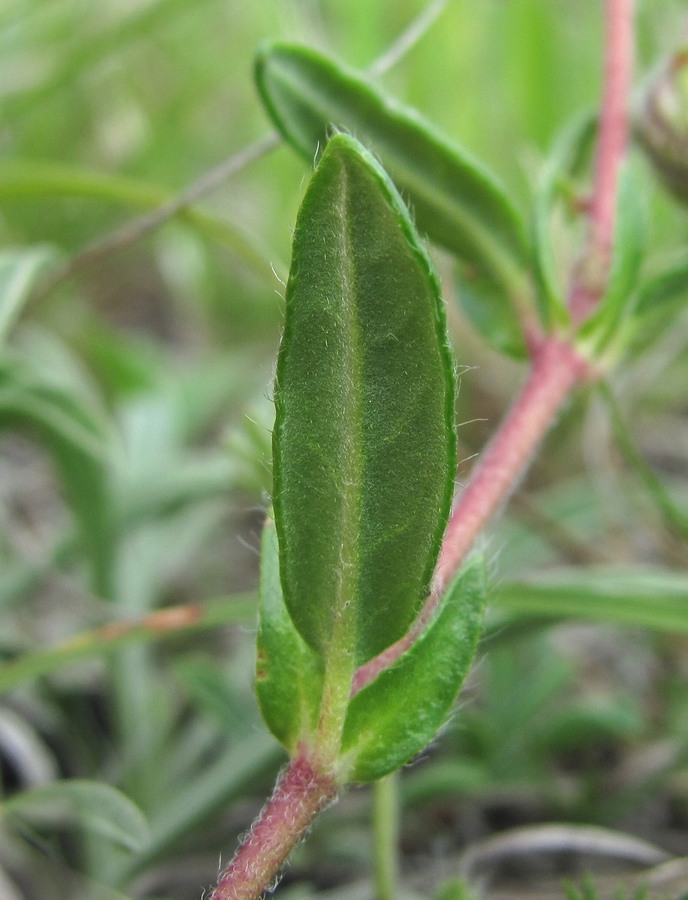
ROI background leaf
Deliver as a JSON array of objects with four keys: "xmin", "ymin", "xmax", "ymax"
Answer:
[
  {"xmin": 0, "ymin": 246, "xmax": 55, "ymax": 347},
  {"xmin": 624, "ymin": 253, "xmax": 688, "ymax": 354},
  {"xmin": 531, "ymin": 114, "xmax": 597, "ymax": 329},
  {"xmin": 255, "ymin": 43, "xmax": 529, "ymax": 300},
  {"xmin": 457, "ymin": 266, "xmax": 528, "ymax": 358},
  {"xmin": 2, "ymin": 780, "xmax": 149, "ymax": 851},
  {"xmin": 491, "ymin": 567, "xmax": 688, "ymax": 633},
  {"xmin": 0, "ymin": 360, "xmax": 114, "ymax": 597}
]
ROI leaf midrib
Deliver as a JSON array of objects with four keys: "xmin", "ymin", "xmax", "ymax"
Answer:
[{"xmin": 328, "ymin": 158, "xmax": 365, "ymax": 663}]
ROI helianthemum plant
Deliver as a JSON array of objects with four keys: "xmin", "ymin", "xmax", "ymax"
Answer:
[
  {"xmin": 206, "ymin": 1, "xmax": 688, "ymax": 896},
  {"xmin": 210, "ymin": 132, "xmax": 486, "ymax": 900}
]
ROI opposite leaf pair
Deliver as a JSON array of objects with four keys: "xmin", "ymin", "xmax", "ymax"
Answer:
[{"xmin": 255, "ymin": 133, "xmax": 485, "ymax": 784}]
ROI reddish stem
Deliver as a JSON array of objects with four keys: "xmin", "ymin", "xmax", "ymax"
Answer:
[
  {"xmin": 434, "ymin": 337, "xmax": 591, "ymax": 590},
  {"xmin": 569, "ymin": 0, "xmax": 635, "ymax": 323},
  {"xmin": 210, "ymin": 752, "xmax": 338, "ymax": 900}
]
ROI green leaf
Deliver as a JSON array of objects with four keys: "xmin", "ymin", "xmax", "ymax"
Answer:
[
  {"xmin": 2, "ymin": 780, "xmax": 149, "ymax": 851},
  {"xmin": 0, "ymin": 247, "xmax": 55, "ymax": 348},
  {"xmin": 634, "ymin": 255, "xmax": 688, "ymax": 316},
  {"xmin": 578, "ymin": 165, "xmax": 645, "ymax": 352},
  {"xmin": 531, "ymin": 114, "xmax": 596, "ymax": 329},
  {"xmin": 255, "ymin": 43, "xmax": 529, "ymax": 299},
  {"xmin": 601, "ymin": 382, "xmax": 688, "ymax": 540},
  {"xmin": 0, "ymin": 364, "xmax": 114, "ymax": 597},
  {"xmin": 339, "ymin": 557, "xmax": 486, "ymax": 783},
  {"xmin": 256, "ymin": 519, "xmax": 323, "ymax": 751},
  {"xmin": 273, "ymin": 133, "xmax": 457, "ymax": 667},
  {"xmin": 492, "ymin": 567, "xmax": 688, "ymax": 634},
  {"xmin": 457, "ymin": 266, "xmax": 528, "ymax": 358},
  {"xmin": 0, "ymin": 160, "xmax": 277, "ymax": 282},
  {"xmin": 624, "ymin": 254, "xmax": 688, "ymax": 354}
]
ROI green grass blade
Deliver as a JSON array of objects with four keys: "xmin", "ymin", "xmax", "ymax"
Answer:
[
  {"xmin": 0, "ymin": 161, "xmax": 276, "ymax": 281},
  {"xmin": 493, "ymin": 568, "xmax": 688, "ymax": 633},
  {"xmin": 2, "ymin": 781, "xmax": 149, "ymax": 852},
  {"xmin": 0, "ymin": 247, "xmax": 55, "ymax": 347}
]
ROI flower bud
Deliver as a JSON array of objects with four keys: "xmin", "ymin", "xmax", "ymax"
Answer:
[{"xmin": 637, "ymin": 49, "xmax": 688, "ymax": 203}]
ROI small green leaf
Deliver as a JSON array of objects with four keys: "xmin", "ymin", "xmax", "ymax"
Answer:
[
  {"xmin": 635, "ymin": 256, "xmax": 688, "ymax": 316},
  {"xmin": 255, "ymin": 43, "xmax": 529, "ymax": 300},
  {"xmin": 531, "ymin": 114, "xmax": 596, "ymax": 329},
  {"xmin": 273, "ymin": 133, "xmax": 457, "ymax": 667},
  {"xmin": 0, "ymin": 247, "xmax": 55, "ymax": 348},
  {"xmin": 457, "ymin": 267, "xmax": 528, "ymax": 358},
  {"xmin": 623, "ymin": 254, "xmax": 688, "ymax": 354},
  {"xmin": 2, "ymin": 780, "xmax": 149, "ymax": 851},
  {"xmin": 339, "ymin": 557, "xmax": 486, "ymax": 783},
  {"xmin": 256, "ymin": 519, "xmax": 323, "ymax": 751},
  {"xmin": 578, "ymin": 166, "xmax": 645, "ymax": 351}
]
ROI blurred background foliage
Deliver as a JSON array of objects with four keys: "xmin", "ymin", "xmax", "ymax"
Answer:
[{"xmin": 0, "ymin": 1, "xmax": 687, "ymax": 898}]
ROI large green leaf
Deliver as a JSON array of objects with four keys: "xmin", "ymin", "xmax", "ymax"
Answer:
[
  {"xmin": 256, "ymin": 518, "xmax": 323, "ymax": 751},
  {"xmin": 339, "ymin": 556, "xmax": 486, "ymax": 783},
  {"xmin": 255, "ymin": 43, "xmax": 529, "ymax": 300},
  {"xmin": 273, "ymin": 133, "xmax": 456, "ymax": 668}
]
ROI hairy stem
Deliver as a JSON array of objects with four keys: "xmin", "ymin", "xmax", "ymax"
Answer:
[
  {"xmin": 210, "ymin": 752, "xmax": 338, "ymax": 900},
  {"xmin": 353, "ymin": 337, "xmax": 592, "ymax": 694},
  {"xmin": 433, "ymin": 337, "xmax": 591, "ymax": 594},
  {"xmin": 569, "ymin": 0, "xmax": 635, "ymax": 322}
]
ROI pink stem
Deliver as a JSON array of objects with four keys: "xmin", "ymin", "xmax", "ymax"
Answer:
[
  {"xmin": 434, "ymin": 337, "xmax": 590, "ymax": 592},
  {"xmin": 569, "ymin": 0, "xmax": 635, "ymax": 323},
  {"xmin": 210, "ymin": 753, "xmax": 338, "ymax": 900}
]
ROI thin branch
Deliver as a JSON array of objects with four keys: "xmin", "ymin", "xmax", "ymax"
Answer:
[
  {"xmin": 368, "ymin": 0, "xmax": 450, "ymax": 77},
  {"xmin": 37, "ymin": 132, "xmax": 280, "ymax": 297},
  {"xmin": 0, "ymin": 594, "xmax": 255, "ymax": 695},
  {"xmin": 569, "ymin": 0, "xmax": 635, "ymax": 323}
]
